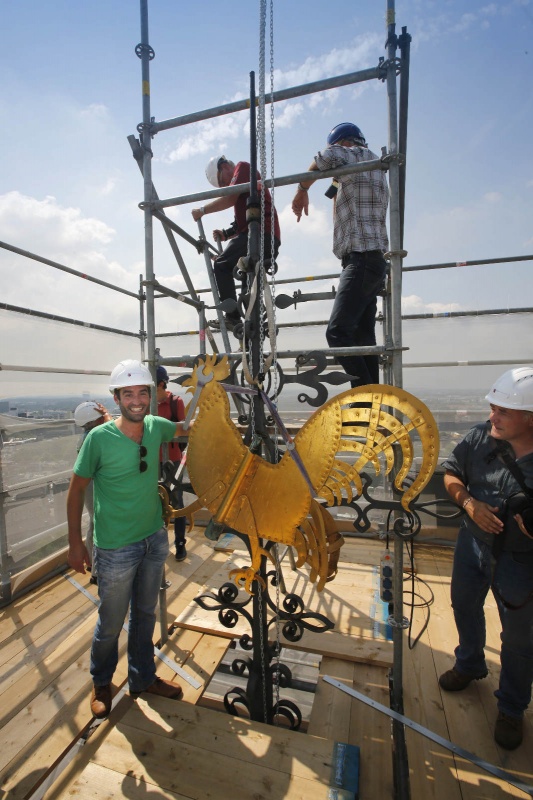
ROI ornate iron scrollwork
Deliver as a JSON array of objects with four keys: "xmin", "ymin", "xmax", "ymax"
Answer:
[
  {"xmin": 337, "ymin": 471, "xmax": 462, "ymax": 539},
  {"xmin": 194, "ymin": 534, "xmax": 335, "ymax": 729}
]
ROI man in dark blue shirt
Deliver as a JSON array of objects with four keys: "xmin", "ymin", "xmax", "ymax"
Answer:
[{"xmin": 439, "ymin": 367, "xmax": 533, "ymax": 750}]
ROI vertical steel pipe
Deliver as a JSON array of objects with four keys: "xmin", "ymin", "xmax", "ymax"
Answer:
[
  {"xmin": 386, "ymin": 3, "xmax": 411, "ymax": 797},
  {"xmin": 139, "ymin": 0, "xmax": 157, "ymax": 411},
  {"xmin": 139, "ymin": 0, "xmax": 168, "ymax": 637}
]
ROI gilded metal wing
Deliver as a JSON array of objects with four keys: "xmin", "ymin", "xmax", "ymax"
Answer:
[{"xmin": 294, "ymin": 384, "xmax": 439, "ymax": 512}]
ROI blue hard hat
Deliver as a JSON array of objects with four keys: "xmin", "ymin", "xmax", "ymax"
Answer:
[
  {"xmin": 327, "ymin": 122, "xmax": 366, "ymax": 146},
  {"xmin": 156, "ymin": 365, "xmax": 169, "ymax": 383}
]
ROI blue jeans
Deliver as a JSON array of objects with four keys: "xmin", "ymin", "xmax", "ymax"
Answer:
[
  {"xmin": 91, "ymin": 527, "xmax": 169, "ymax": 692},
  {"xmin": 451, "ymin": 527, "xmax": 533, "ymax": 717},
  {"xmin": 326, "ymin": 250, "xmax": 387, "ymax": 387}
]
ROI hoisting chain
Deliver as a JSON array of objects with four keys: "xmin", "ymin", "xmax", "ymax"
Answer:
[
  {"xmin": 258, "ymin": 0, "xmax": 281, "ymax": 723},
  {"xmin": 267, "ymin": 0, "xmax": 282, "ymax": 722},
  {"xmin": 256, "ymin": 579, "xmax": 269, "ymax": 724},
  {"xmin": 257, "ymin": 0, "xmax": 268, "ymax": 381},
  {"xmin": 255, "ymin": 0, "xmax": 268, "ymax": 721}
]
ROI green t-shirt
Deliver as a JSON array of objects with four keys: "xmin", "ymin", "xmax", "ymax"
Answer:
[{"xmin": 74, "ymin": 414, "xmax": 176, "ymax": 549}]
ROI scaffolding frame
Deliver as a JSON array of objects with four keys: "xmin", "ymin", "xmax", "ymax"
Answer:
[{"xmin": 133, "ymin": 0, "xmax": 411, "ymax": 791}]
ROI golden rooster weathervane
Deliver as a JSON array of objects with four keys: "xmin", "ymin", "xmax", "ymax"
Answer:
[{"xmin": 161, "ymin": 354, "xmax": 439, "ymax": 594}]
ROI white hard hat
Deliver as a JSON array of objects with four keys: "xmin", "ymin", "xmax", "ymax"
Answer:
[
  {"xmin": 485, "ymin": 367, "xmax": 533, "ymax": 411},
  {"xmin": 205, "ymin": 155, "xmax": 228, "ymax": 188},
  {"xmin": 74, "ymin": 401, "xmax": 103, "ymax": 427},
  {"xmin": 109, "ymin": 359, "xmax": 154, "ymax": 394}
]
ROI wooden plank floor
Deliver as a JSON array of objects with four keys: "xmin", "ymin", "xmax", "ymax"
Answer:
[
  {"xmin": 404, "ymin": 545, "xmax": 533, "ymax": 799},
  {"xmin": 2, "ymin": 533, "xmax": 533, "ymax": 799},
  {"xmin": 42, "ymin": 695, "xmax": 362, "ymax": 800},
  {"xmin": 0, "ymin": 530, "xmax": 231, "ymax": 799}
]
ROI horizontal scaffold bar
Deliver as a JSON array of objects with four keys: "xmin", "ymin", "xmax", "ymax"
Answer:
[
  {"xmin": 0, "ymin": 364, "xmax": 111, "ymax": 376},
  {"xmin": 150, "ymin": 66, "xmax": 383, "ymax": 133},
  {"xmin": 405, "ymin": 358, "xmax": 533, "ymax": 369},
  {"xmin": 160, "ymin": 345, "xmax": 388, "ymax": 368},
  {"xmin": 0, "ymin": 302, "xmax": 140, "ymax": 338},
  {"xmin": 403, "ymin": 253, "xmax": 533, "ymax": 272},
  {"xmin": 174, "ymin": 256, "xmax": 533, "ymax": 298},
  {"xmin": 155, "ymin": 306, "xmax": 533, "ymax": 338},
  {"xmin": 0, "ymin": 240, "xmax": 140, "ymax": 299},
  {"xmin": 158, "ymin": 355, "xmax": 532, "ymax": 374},
  {"xmin": 148, "ymin": 159, "xmax": 388, "ymax": 211}
]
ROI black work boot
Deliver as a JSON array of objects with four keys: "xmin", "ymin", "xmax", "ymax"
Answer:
[{"xmin": 175, "ymin": 535, "xmax": 187, "ymax": 562}]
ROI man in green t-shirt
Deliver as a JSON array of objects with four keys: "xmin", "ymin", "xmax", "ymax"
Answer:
[{"xmin": 67, "ymin": 359, "xmax": 190, "ymax": 719}]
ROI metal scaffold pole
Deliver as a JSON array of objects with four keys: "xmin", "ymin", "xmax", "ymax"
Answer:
[
  {"xmin": 138, "ymin": 0, "xmax": 170, "ymax": 638},
  {"xmin": 138, "ymin": 0, "xmax": 157, "ymax": 399},
  {"xmin": 385, "ymin": 2, "xmax": 411, "ymax": 798}
]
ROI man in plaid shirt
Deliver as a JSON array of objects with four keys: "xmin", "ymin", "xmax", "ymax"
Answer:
[{"xmin": 292, "ymin": 122, "xmax": 389, "ymax": 387}]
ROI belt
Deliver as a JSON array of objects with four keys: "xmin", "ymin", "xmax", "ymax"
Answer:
[
  {"xmin": 341, "ymin": 251, "xmax": 365, "ymax": 267},
  {"xmin": 341, "ymin": 250, "xmax": 382, "ymax": 267}
]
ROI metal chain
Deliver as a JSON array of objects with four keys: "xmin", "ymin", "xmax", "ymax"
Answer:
[
  {"xmin": 256, "ymin": 579, "xmax": 269, "ymax": 723},
  {"xmin": 256, "ymin": 0, "xmax": 268, "ymax": 724},
  {"xmin": 257, "ymin": 0, "xmax": 267, "ymax": 379},
  {"xmin": 247, "ymin": 0, "xmax": 268, "ymax": 440},
  {"xmin": 267, "ymin": 0, "xmax": 281, "ymax": 722}
]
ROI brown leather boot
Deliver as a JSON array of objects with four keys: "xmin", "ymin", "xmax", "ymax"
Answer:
[
  {"xmin": 90, "ymin": 684, "xmax": 112, "ymax": 718},
  {"xmin": 131, "ymin": 676, "xmax": 183, "ymax": 700},
  {"xmin": 494, "ymin": 712, "xmax": 523, "ymax": 750},
  {"xmin": 438, "ymin": 667, "xmax": 486, "ymax": 692}
]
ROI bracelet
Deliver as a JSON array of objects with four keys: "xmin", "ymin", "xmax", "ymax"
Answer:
[
  {"xmin": 463, "ymin": 497, "xmax": 473, "ymax": 510},
  {"xmin": 298, "ymin": 183, "xmax": 308, "ymax": 192},
  {"xmin": 200, "ymin": 206, "xmax": 206, "ymax": 215}
]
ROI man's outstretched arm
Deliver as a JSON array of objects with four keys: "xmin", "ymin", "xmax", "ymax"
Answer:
[{"xmin": 291, "ymin": 160, "xmax": 319, "ymax": 221}]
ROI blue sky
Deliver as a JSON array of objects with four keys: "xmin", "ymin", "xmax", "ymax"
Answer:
[{"xmin": 1, "ymin": 0, "xmax": 532, "ymax": 397}]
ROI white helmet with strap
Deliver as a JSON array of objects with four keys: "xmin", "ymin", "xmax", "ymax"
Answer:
[
  {"xmin": 485, "ymin": 366, "xmax": 533, "ymax": 411},
  {"xmin": 109, "ymin": 359, "xmax": 154, "ymax": 394},
  {"xmin": 205, "ymin": 155, "xmax": 229, "ymax": 188}
]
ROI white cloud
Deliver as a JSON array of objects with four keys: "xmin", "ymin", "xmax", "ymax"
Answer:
[
  {"xmin": 162, "ymin": 114, "xmax": 246, "ymax": 163},
  {"xmin": 452, "ymin": 13, "xmax": 477, "ymax": 32},
  {"xmin": 402, "ymin": 294, "xmax": 462, "ymax": 314},
  {"xmin": 0, "ymin": 192, "xmax": 143, "ymax": 331},
  {"xmin": 278, "ymin": 201, "xmax": 331, "ymax": 239},
  {"xmin": 410, "ymin": 2, "xmax": 508, "ymax": 45},
  {"xmin": 0, "ymin": 191, "xmax": 114, "ymax": 248},
  {"xmin": 273, "ymin": 35, "xmax": 382, "ymax": 88},
  {"xmin": 78, "ymin": 103, "xmax": 109, "ymax": 119},
  {"xmin": 98, "ymin": 178, "xmax": 118, "ymax": 196},
  {"xmin": 162, "ymin": 35, "xmax": 381, "ymax": 162},
  {"xmin": 274, "ymin": 102, "xmax": 304, "ymax": 129},
  {"xmin": 483, "ymin": 191, "xmax": 502, "ymax": 203}
]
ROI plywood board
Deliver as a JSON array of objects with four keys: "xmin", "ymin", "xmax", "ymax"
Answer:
[{"xmin": 44, "ymin": 697, "xmax": 364, "ymax": 800}]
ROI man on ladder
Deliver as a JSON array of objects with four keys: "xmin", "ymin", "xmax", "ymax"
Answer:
[
  {"xmin": 192, "ymin": 155, "xmax": 280, "ymax": 334},
  {"xmin": 292, "ymin": 122, "xmax": 389, "ymax": 387}
]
